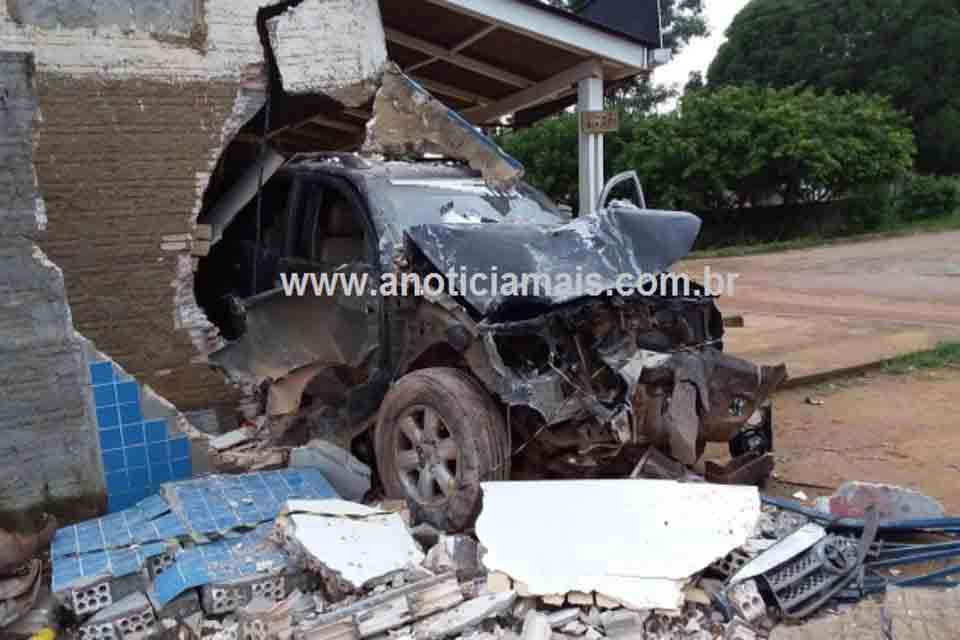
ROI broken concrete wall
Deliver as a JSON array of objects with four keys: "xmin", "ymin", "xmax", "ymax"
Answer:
[
  {"xmin": 0, "ymin": 0, "xmax": 395, "ymax": 514},
  {"xmin": 6, "ymin": 0, "xmax": 203, "ymax": 45},
  {"xmin": 0, "ymin": 0, "xmax": 274, "ymax": 515},
  {"xmin": 0, "ymin": 51, "xmax": 103, "ymax": 519},
  {"xmin": 0, "ymin": 0, "xmax": 278, "ymax": 425}
]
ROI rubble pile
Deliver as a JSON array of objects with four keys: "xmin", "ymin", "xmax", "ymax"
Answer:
[{"xmin": 2, "ymin": 473, "xmax": 960, "ymax": 639}]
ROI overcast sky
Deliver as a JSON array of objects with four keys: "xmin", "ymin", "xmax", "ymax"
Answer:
[{"xmin": 651, "ymin": 0, "xmax": 751, "ymax": 105}]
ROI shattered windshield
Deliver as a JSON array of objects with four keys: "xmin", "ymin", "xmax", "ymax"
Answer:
[{"xmin": 382, "ymin": 179, "xmax": 564, "ymax": 228}]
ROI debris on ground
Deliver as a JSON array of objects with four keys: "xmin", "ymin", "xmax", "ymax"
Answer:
[
  {"xmin": 5, "ymin": 470, "xmax": 960, "ymax": 639},
  {"xmin": 815, "ymin": 480, "xmax": 946, "ymax": 521},
  {"xmin": 289, "ymin": 440, "xmax": 372, "ymax": 502}
]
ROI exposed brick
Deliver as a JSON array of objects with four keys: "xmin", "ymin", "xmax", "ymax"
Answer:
[{"xmin": 32, "ymin": 74, "xmax": 241, "ymax": 414}]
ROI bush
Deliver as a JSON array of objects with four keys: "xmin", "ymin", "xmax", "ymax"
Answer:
[
  {"xmin": 898, "ymin": 174, "xmax": 960, "ymax": 221},
  {"xmin": 845, "ymin": 184, "xmax": 900, "ymax": 232}
]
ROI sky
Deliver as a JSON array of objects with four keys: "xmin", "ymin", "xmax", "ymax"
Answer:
[{"xmin": 651, "ymin": 0, "xmax": 752, "ymax": 106}]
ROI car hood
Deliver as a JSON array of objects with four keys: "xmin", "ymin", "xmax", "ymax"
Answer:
[{"xmin": 404, "ymin": 205, "xmax": 702, "ymax": 319}]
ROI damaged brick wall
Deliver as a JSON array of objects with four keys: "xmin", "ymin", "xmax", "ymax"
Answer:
[
  {"xmin": 33, "ymin": 75, "xmax": 242, "ymax": 414},
  {"xmin": 0, "ymin": 51, "xmax": 103, "ymax": 517},
  {"xmin": 0, "ymin": 0, "xmax": 395, "ymax": 514}
]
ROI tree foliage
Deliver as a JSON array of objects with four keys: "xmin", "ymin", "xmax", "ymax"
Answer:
[
  {"xmin": 707, "ymin": 0, "xmax": 960, "ymax": 175},
  {"xmin": 501, "ymin": 86, "xmax": 916, "ymax": 212}
]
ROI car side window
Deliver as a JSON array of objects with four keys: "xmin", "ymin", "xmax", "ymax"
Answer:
[{"xmin": 286, "ymin": 180, "xmax": 369, "ymax": 269}]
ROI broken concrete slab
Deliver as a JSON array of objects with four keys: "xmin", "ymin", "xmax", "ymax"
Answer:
[
  {"xmin": 476, "ymin": 481, "xmax": 760, "ymax": 611},
  {"xmin": 280, "ymin": 500, "xmax": 424, "ymax": 590},
  {"xmin": 295, "ymin": 573, "xmax": 462, "ymax": 640},
  {"xmin": 209, "ymin": 426, "xmax": 257, "ymax": 451},
  {"xmin": 411, "ymin": 591, "xmax": 516, "ymax": 640},
  {"xmin": 266, "ymin": 0, "xmax": 387, "ymax": 104},
  {"xmin": 600, "ymin": 610, "xmax": 648, "ymax": 640},
  {"xmin": 547, "ymin": 609, "xmax": 582, "ymax": 628},
  {"xmin": 363, "ymin": 66, "xmax": 524, "ymax": 186},
  {"xmin": 290, "ymin": 440, "xmax": 373, "ymax": 502},
  {"xmin": 521, "ymin": 611, "xmax": 552, "ymax": 640}
]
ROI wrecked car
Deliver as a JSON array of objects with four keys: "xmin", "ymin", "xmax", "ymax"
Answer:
[{"xmin": 197, "ymin": 154, "xmax": 786, "ymax": 530}]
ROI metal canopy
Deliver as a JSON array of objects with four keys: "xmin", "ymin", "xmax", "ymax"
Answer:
[
  {"xmin": 380, "ymin": 0, "xmax": 654, "ymax": 124},
  {"xmin": 380, "ymin": 0, "xmax": 656, "ymax": 213}
]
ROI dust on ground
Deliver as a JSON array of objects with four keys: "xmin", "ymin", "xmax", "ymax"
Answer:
[{"xmin": 757, "ymin": 367, "xmax": 960, "ymax": 512}]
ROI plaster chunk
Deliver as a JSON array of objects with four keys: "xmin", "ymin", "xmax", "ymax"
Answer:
[{"xmin": 267, "ymin": 0, "xmax": 388, "ymax": 104}]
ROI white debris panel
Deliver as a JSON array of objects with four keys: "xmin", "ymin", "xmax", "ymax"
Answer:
[
  {"xmin": 267, "ymin": 0, "xmax": 388, "ymax": 105},
  {"xmin": 476, "ymin": 480, "xmax": 761, "ymax": 611},
  {"xmin": 279, "ymin": 500, "xmax": 425, "ymax": 589}
]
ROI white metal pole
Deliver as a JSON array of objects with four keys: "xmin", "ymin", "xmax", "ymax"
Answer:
[{"xmin": 577, "ymin": 74, "xmax": 604, "ymax": 215}]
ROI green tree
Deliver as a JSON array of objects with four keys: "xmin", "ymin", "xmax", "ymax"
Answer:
[
  {"xmin": 615, "ymin": 86, "xmax": 917, "ymax": 210},
  {"xmin": 708, "ymin": 0, "xmax": 960, "ymax": 174},
  {"xmin": 499, "ymin": 113, "xmax": 581, "ymax": 208}
]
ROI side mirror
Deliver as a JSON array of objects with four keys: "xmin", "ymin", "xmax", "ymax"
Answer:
[{"xmin": 598, "ymin": 171, "xmax": 647, "ymax": 211}]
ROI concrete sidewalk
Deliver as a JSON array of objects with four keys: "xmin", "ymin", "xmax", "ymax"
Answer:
[{"xmin": 678, "ymin": 231, "xmax": 960, "ymax": 384}]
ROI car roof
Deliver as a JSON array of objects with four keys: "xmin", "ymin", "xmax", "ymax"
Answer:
[{"xmin": 280, "ymin": 153, "xmax": 483, "ymax": 181}]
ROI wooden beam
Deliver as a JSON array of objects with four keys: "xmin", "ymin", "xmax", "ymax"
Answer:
[
  {"xmin": 411, "ymin": 77, "xmax": 492, "ymax": 106},
  {"xmin": 464, "ymin": 59, "xmax": 603, "ymax": 124},
  {"xmin": 404, "ymin": 24, "xmax": 499, "ymax": 74},
  {"xmin": 385, "ymin": 28, "xmax": 533, "ymax": 88}
]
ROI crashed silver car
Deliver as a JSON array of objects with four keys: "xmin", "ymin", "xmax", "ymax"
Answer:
[{"xmin": 196, "ymin": 152, "xmax": 787, "ymax": 530}]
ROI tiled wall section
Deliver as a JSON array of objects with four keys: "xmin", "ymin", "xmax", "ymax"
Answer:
[{"xmin": 89, "ymin": 361, "xmax": 192, "ymax": 512}]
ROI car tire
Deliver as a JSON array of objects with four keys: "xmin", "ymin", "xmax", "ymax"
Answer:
[{"xmin": 375, "ymin": 367, "xmax": 510, "ymax": 531}]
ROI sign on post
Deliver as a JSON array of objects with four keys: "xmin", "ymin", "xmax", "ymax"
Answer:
[{"xmin": 580, "ymin": 110, "xmax": 620, "ymax": 134}]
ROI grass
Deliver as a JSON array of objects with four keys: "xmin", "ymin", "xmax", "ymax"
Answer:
[
  {"xmin": 881, "ymin": 341, "xmax": 960, "ymax": 375},
  {"xmin": 689, "ymin": 214, "xmax": 960, "ymax": 259}
]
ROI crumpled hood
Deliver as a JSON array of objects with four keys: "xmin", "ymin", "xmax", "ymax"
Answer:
[{"xmin": 405, "ymin": 205, "xmax": 703, "ymax": 318}]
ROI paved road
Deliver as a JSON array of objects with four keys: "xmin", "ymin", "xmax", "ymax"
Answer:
[{"xmin": 678, "ymin": 231, "xmax": 960, "ymax": 380}]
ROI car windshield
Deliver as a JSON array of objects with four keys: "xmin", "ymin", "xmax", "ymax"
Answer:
[{"xmin": 381, "ymin": 179, "xmax": 564, "ymax": 228}]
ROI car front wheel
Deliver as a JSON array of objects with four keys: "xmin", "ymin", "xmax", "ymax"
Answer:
[{"xmin": 374, "ymin": 367, "xmax": 510, "ymax": 531}]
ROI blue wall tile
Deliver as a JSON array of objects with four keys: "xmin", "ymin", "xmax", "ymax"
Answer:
[
  {"xmin": 148, "ymin": 442, "xmax": 169, "ymax": 464},
  {"xmin": 99, "ymin": 428, "xmax": 123, "ymax": 451},
  {"xmin": 102, "ymin": 450, "xmax": 125, "ymax": 473},
  {"xmin": 105, "ymin": 470, "xmax": 129, "ymax": 494},
  {"xmin": 171, "ymin": 459, "xmax": 192, "ymax": 480},
  {"xmin": 118, "ymin": 403, "xmax": 142, "ymax": 425},
  {"xmin": 93, "ymin": 384, "xmax": 118, "ymax": 407},
  {"xmin": 169, "ymin": 437, "xmax": 190, "ymax": 461},
  {"xmin": 96, "ymin": 406, "xmax": 120, "ymax": 430},
  {"xmin": 108, "ymin": 492, "xmax": 133, "ymax": 512},
  {"xmin": 150, "ymin": 463, "xmax": 172, "ymax": 484},
  {"xmin": 128, "ymin": 466, "xmax": 150, "ymax": 489},
  {"xmin": 126, "ymin": 445, "xmax": 147, "ymax": 468},
  {"xmin": 89, "ymin": 362, "xmax": 114, "ymax": 385},
  {"xmin": 146, "ymin": 420, "xmax": 168, "ymax": 443},
  {"xmin": 116, "ymin": 381, "xmax": 140, "ymax": 405},
  {"xmin": 122, "ymin": 423, "xmax": 145, "ymax": 447}
]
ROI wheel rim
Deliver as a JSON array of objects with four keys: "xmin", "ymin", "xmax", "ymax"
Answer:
[{"xmin": 394, "ymin": 404, "xmax": 460, "ymax": 504}]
